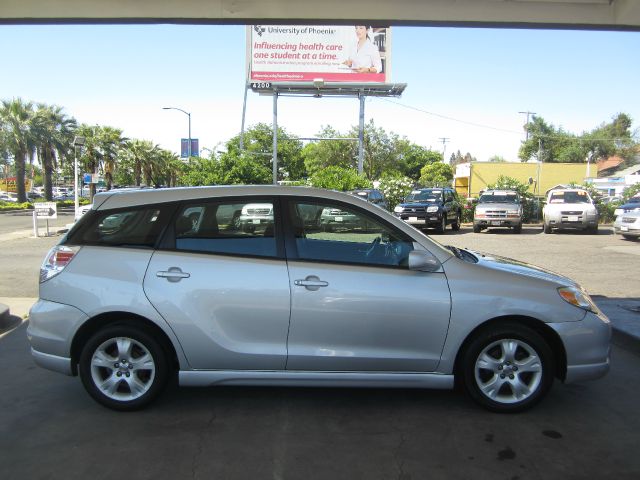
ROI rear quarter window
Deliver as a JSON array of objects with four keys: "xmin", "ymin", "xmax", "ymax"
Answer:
[{"xmin": 66, "ymin": 204, "xmax": 174, "ymax": 248}]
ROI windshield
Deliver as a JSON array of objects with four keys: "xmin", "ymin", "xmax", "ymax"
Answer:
[
  {"xmin": 479, "ymin": 193, "xmax": 520, "ymax": 204},
  {"xmin": 405, "ymin": 190, "xmax": 442, "ymax": 202},
  {"xmin": 548, "ymin": 191, "xmax": 591, "ymax": 204}
]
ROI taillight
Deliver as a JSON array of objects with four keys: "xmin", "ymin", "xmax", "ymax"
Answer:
[{"xmin": 40, "ymin": 245, "xmax": 81, "ymax": 283}]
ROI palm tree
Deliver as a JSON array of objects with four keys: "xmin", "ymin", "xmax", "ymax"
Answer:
[
  {"xmin": 97, "ymin": 126, "xmax": 127, "ymax": 191},
  {"xmin": 0, "ymin": 98, "xmax": 37, "ymax": 202},
  {"xmin": 33, "ymin": 104, "xmax": 77, "ymax": 200},
  {"xmin": 126, "ymin": 139, "xmax": 159, "ymax": 187}
]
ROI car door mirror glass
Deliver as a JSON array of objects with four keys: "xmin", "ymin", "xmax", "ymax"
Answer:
[{"xmin": 408, "ymin": 250, "xmax": 441, "ymax": 272}]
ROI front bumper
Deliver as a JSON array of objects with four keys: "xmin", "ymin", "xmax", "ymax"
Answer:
[
  {"xmin": 549, "ymin": 309, "xmax": 611, "ymax": 383},
  {"xmin": 546, "ymin": 212, "xmax": 598, "ymax": 230},
  {"xmin": 614, "ymin": 223, "xmax": 640, "ymax": 237},
  {"xmin": 474, "ymin": 218, "xmax": 521, "ymax": 228},
  {"xmin": 395, "ymin": 212, "xmax": 442, "ymax": 228}
]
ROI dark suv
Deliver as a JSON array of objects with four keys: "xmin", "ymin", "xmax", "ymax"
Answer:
[
  {"xmin": 393, "ymin": 187, "xmax": 462, "ymax": 232},
  {"xmin": 348, "ymin": 188, "xmax": 388, "ymax": 210}
]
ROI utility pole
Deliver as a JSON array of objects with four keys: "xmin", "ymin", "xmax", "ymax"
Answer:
[
  {"xmin": 519, "ymin": 111, "xmax": 536, "ymax": 141},
  {"xmin": 439, "ymin": 137, "xmax": 450, "ymax": 163}
]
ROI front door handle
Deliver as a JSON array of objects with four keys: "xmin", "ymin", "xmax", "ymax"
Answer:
[
  {"xmin": 157, "ymin": 267, "xmax": 190, "ymax": 282},
  {"xmin": 294, "ymin": 275, "xmax": 329, "ymax": 291}
]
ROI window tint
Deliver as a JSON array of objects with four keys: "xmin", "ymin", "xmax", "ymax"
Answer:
[
  {"xmin": 174, "ymin": 200, "xmax": 277, "ymax": 257},
  {"xmin": 68, "ymin": 206, "xmax": 169, "ymax": 248},
  {"xmin": 289, "ymin": 200, "xmax": 414, "ymax": 267}
]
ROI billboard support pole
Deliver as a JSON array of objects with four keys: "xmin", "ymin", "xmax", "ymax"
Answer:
[
  {"xmin": 240, "ymin": 82, "xmax": 249, "ymax": 151},
  {"xmin": 272, "ymin": 91, "xmax": 279, "ymax": 185},
  {"xmin": 358, "ymin": 92, "xmax": 365, "ymax": 175}
]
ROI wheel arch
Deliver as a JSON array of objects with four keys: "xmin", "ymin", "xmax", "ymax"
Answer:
[
  {"xmin": 70, "ymin": 311, "xmax": 180, "ymax": 376},
  {"xmin": 453, "ymin": 315, "xmax": 567, "ymax": 383}
]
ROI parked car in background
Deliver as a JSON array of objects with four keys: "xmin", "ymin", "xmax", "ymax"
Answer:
[
  {"xmin": 614, "ymin": 210, "xmax": 640, "ymax": 240},
  {"xmin": 0, "ymin": 192, "xmax": 19, "ymax": 202},
  {"xmin": 28, "ymin": 186, "xmax": 610, "ymax": 413},
  {"xmin": 543, "ymin": 188, "xmax": 599, "ymax": 234},
  {"xmin": 393, "ymin": 187, "xmax": 462, "ymax": 232},
  {"xmin": 473, "ymin": 190, "xmax": 523, "ymax": 233},
  {"xmin": 614, "ymin": 194, "xmax": 640, "ymax": 216},
  {"xmin": 348, "ymin": 188, "xmax": 388, "ymax": 210}
]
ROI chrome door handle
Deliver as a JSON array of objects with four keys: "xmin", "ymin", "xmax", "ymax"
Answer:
[
  {"xmin": 156, "ymin": 267, "xmax": 190, "ymax": 282},
  {"xmin": 294, "ymin": 276, "xmax": 329, "ymax": 291}
]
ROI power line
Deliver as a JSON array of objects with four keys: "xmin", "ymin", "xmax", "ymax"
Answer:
[{"xmin": 376, "ymin": 98, "xmax": 635, "ymax": 144}]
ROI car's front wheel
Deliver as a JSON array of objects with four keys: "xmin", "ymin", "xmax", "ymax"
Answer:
[
  {"xmin": 79, "ymin": 324, "xmax": 170, "ymax": 411},
  {"xmin": 461, "ymin": 323, "xmax": 554, "ymax": 413}
]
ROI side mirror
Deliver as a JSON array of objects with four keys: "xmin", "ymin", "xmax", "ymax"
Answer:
[{"xmin": 408, "ymin": 250, "xmax": 441, "ymax": 273}]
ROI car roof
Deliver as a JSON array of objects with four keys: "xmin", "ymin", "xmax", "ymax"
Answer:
[{"xmin": 93, "ymin": 185, "xmax": 371, "ymax": 211}]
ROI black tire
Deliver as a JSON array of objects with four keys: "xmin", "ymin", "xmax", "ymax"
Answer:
[
  {"xmin": 79, "ymin": 324, "xmax": 170, "ymax": 411},
  {"xmin": 590, "ymin": 225, "xmax": 599, "ymax": 235},
  {"xmin": 513, "ymin": 224, "xmax": 522, "ymax": 234},
  {"xmin": 543, "ymin": 222, "xmax": 552, "ymax": 234},
  {"xmin": 437, "ymin": 215, "xmax": 447, "ymax": 233},
  {"xmin": 451, "ymin": 212, "xmax": 461, "ymax": 231},
  {"xmin": 473, "ymin": 224, "xmax": 481, "ymax": 233},
  {"xmin": 460, "ymin": 323, "xmax": 555, "ymax": 413}
]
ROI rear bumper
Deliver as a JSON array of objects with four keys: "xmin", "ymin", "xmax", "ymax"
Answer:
[{"xmin": 31, "ymin": 348, "xmax": 73, "ymax": 376}]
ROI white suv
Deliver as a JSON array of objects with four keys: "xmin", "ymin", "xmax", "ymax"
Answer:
[{"xmin": 28, "ymin": 186, "xmax": 610, "ymax": 412}]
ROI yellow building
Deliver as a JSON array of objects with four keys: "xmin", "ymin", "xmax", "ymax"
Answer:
[{"xmin": 454, "ymin": 162, "xmax": 590, "ymax": 198}]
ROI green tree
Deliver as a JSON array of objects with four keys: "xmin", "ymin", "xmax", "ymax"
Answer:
[
  {"xmin": 419, "ymin": 162, "xmax": 453, "ymax": 187},
  {"xmin": 0, "ymin": 98, "xmax": 37, "ymax": 202},
  {"xmin": 182, "ymin": 156, "xmax": 222, "ymax": 186},
  {"xmin": 302, "ymin": 126, "xmax": 355, "ymax": 177},
  {"xmin": 226, "ymin": 123, "xmax": 305, "ymax": 182},
  {"xmin": 308, "ymin": 166, "xmax": 371, "ymax": 191}
]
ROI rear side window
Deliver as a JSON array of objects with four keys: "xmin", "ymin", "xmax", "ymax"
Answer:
[
  {"xmin": 67, "ymin": 205, "xmax": 172, "ymax": 248},
  {"xmin": 172, "ymin": 199, "xmax": 278, "ymax": 258}
]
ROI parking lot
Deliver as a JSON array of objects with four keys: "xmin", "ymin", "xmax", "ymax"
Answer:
[{"xmin": 1, "ymin": 218, "xmax": 639, "ymax": 479}]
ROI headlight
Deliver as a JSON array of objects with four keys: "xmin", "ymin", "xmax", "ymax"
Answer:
[
  {"xmin": 394, "ymin": 206, "xmax": 403, "ymax": 213},
  {"xmin": 614, "ymin": 208, "xmax": 623, "ymax": 216},
  {"xmin": 558, "ymin": 286, "xmax": 599, "ymax": 313},
  {"xmin": 426, "ymin": 206, "xmax": 439, "ymax": 213}
]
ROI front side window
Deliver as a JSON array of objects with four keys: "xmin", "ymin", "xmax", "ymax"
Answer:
[
  {"xmin": 289, "ymin": 200, "xmax": 414, "ymax": 267},
  {"xmin": 173, "ymin": 199, "xmax": 277, "ymax": 258}
]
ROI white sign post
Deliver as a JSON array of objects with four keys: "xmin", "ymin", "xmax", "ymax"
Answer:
[{"xmin": 33, "ymin": 202, "xmax": 58, "ymax": 237}]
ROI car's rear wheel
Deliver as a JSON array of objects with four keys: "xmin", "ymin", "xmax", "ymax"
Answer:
[
  {"xmin": 79, "ymin": 325, "xmax": 169, "ymax": 411},
  {"xmin": 461, "ymin": 323, "xmax": 554, "ymax": 413}
]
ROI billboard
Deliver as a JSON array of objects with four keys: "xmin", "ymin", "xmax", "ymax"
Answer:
[{"xmin": 248, "ymin": 25, "xmax": 390, "ymax": 84}]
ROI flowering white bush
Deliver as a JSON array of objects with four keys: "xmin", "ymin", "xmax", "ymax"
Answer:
[{"xmin": 379, "ymin": 174, "xmax": 414, "ymax": 210}]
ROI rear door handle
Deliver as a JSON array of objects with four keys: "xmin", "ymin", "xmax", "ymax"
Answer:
[
  {"xmin": 294, "ymin": 275, "xmax": 329, "ymax": 291},
  {"xmin": 156, "ymin": 267, "xmax": 190, "ymax": 282}
]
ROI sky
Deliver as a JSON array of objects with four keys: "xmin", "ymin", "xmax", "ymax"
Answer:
[{"xmin": 1, "ymin": 24, "xmax": 639, "ymax": 163}]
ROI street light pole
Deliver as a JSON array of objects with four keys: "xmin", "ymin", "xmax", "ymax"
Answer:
[
  {"xmin": 72, "ymin": 136, "xmax": 86, "ymax": 219},
  {"xmin": 162, "ymin": 107, "xmax": 192, "ymax": 158}
]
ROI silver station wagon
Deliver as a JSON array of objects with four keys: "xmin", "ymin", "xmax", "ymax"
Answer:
[{"xmin": 28, "ymin": 186, "xmax": 611, "ymax": 412}]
